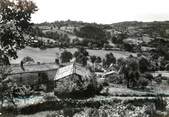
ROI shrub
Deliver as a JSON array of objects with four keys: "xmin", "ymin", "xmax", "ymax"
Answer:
[
  {"xmin": 165, "ymin": 64, "xmax": 169, "ymax": 70},
  {"xmin": 167, "ymin": 78, "xmax": 169, "ymax": 85},
  {"xmin": 154, "ymin": 94, "xmax": 167, "ymax": 111},
  {"xmin": 137, "ymin": 77, "xmax": 149, "ymax": 89},
  {"xmin": 139, "ymin": 57, "xmax": 150, "ymax": 73},
  {"xmin": 142, "ymin": 73, "xmax": 154, "ymax": 81},
  {"xmin": 60, "ymin": 50, "xmax": 73, "ymax": 63},
  {"xmin": 105, "ymin": 74, "xmax": 124, "ymax": 84},
  {"xmin": 155, "ymin": 76, "xmax": 162, "ymax": 84}
]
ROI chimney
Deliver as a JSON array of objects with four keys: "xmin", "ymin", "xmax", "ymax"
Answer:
[
  {"xmin": 55, "ymin": 59, "xmax": 60, "ymax": 65},
  {"xmin": 37, "ymin": 62, "xmax": 41, "ymax": 65},
  {"xmin": 20, "ymin": 61, "xmax": 25, "ymax": 71}
]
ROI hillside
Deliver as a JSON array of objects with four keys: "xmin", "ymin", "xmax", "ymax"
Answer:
[
  {"xmin": 27, "ymin": 20, "xmax": 169, "ymax": 53},
  {"xmin": 34, "ymin": 20, "xmax": 169, "ymax": 41}
]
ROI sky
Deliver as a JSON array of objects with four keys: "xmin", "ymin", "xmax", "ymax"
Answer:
[{"xmin": 31, "ymin": 0, "xmax": 169, "ymax": 24}]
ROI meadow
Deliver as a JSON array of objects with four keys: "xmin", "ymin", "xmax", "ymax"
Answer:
[{"xmin": 11, "ymin": 47, "xmax": 136, "ymax": 64}]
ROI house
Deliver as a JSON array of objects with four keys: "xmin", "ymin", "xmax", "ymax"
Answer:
[
  {"xmin": 103, "ymin": 70, "xmax": 117, "ymax": 78},
  {"xmin": 54, "ymin": 62, "xmax": 91, "ymax": 82},
  {"xmin": 95, "ymin": 70, "xmax": 117, "ymax": 79},
  {"xmin": 54, "ymin": 62, "xmax": 92, "ymax": 98},
  {"xmin": 8, "ymin": 63, "xmax": 59, "ymax": 90},
  {"xmin": 123, "ymin": 38, "xmax": 143, "ymax": 46}
]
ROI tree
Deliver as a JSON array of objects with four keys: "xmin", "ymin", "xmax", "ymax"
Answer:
[
  {"xmin": 59, "ymin": 34, "xmax": 70, "ymax": 48},
  {"xmin": 119, "ymin": 56, "xmax": 140, "ymax": 88},
  {"xmin": 31, "ymin": 26, "xmax": 44, "ymax": 37},
  {"xmin": 0, "ymin": 0, "xmax": 37, "ymax": 64},
  {"xmin": 90, "ymin": 56, "xmax": 97, "ymax": 64},
  {"xmin": 74, "ymin": 48, "xmax": 89, "ymax": 66},
  {"xmin": 126, "ymin": 57, "xmax": 140, "ymax": 88},
  {"xmin": 95, "ymin": 57, "xmax": 102, "ymax": 63},
  {"xmin": 72, "ymin": 38, "xmax": 80, "ymax": 46},
  {"xmin": 123, "ymin": 43, "xmax": 134, "ymax": 52},
  {"xmin": 90, "ymin": 55, "xmax": 97, "ymax": 71},
  {"xmin": 104, "ymin": 53, "xmax": 116, "ymax": 68},
  {"xmin": 60, "ymin": 50, "xmax": 73, "ymax": 63},
  {"xmin": 138, "ymin": 56, "xmax": 150, "ymax": 73},
  {"xmin": 0, "ymin": 0, "xmax": 37, "ymax": 107},
  {"xmin": 117, "ymin": 57, "xmax": 126, "ymax": 71},
  {"xmin": 75, "ymin": 25, "xmax": 108, "ymax": 47},
  {"xmin": 21, "ymin": 56, "xmax": 35, "ymax": 64},
  {"xmin": 111, "ymin": 33, "xmax": 128, "ymax": 44}
]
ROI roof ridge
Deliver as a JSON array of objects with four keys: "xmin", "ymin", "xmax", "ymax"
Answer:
[{"xmin": 11, "ymin": 62, "xmax": 56, "ymax": 67}]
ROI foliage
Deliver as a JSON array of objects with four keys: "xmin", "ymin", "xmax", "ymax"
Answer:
[
  {"xmin": 143, "ymin": 21, "xmax": 169, "ymax": 38},
  {"xmin": 95, "ymin": 56, "xmax": 102, "ymax": 63},
  {"xmin": 74, "ymin": 48, "xmax": 89, "ymax": 66},
  {"xmin": 117, "ymin": 57, "xmax": 126, "ymax": 66},
  {"xmin": 123, "ymin": 43, "xmax": 134, "ymax": 52},
  {"xmin": 154, "ymin": 75, "xmax": 162, "ymax": 84},
  {"xmin": 137, "ymin": 77, "xmax": 149, "ymax": 89},
  {"xmin": 30, "ymin": 26, "xmax": 44, "ymax": 37},
  {"xmin": 103, "ymin": 53, "xmax": 116, "ymax": 68},
  {"xmin": 151, "ymin": 45, "xmax": 169, "ymax": 61},
  {"xmin": 165, "ymin": 63, "xmax": 169, "ymax": 71},
  {"xmin": 72, "ymin": 38, "xmax": 80, "ymax": 46},
  {"xmin": 0, "ymin": 0, "xmax": 37, "ymax": 64},
  {"xmin": 90, "ymin": 56, "xmax": 97, "ymax": 64},
  {"xmin": 111, "ymin": 33, "xmax": 128, "ymax": 44},
  {"xmin": 142, "ymin": 73, "xmax": 154, "ymax": 81},
  {"xmin": 105, "ymin": 74, "xmax": 124, "ymax": 84},
  {"xmin": 76, "ymin": 25, "xmax": 106, "ymax": 40},
  {"xmin": 21, "ymin": 56, "xmax": 35, "ymax": 64},
  {"xmin": 58, "ymin": 34, "xmax": 71, "ymax": 48},
  {"xmin": 60, "ymin": 50, "xmax": 73, "ymax": 63},
  {"xmin": 0, "ymin": 65, "xmax": 16, "ymax": 107},
  {"xmin": 154, "ymin": 94, "xmax": 167, "ymax": 111},
  {"xmin": 138, "ymin": 56, "xmax": 150, "ymax": 73},
  {"xmin": 119, "ymin": 56, "xmax": 140, "ymax": 88},
  {"xmin": 75, "ymin": 25, "xmax": 108, "ymax": 47},
  {"xmin": 44, "ymin": 31, "xmax": 60, "ymax": 40},
  {"xmin": 13, "ymin": 85, "xmax": 32, "ymax": 97},
  {"xmin": 0, "ymin": 0, "xmax": 37, "ymax": 107},
  {"xmin": 103, "ymin": 44, "xmax": 114, "ymax": 50}
]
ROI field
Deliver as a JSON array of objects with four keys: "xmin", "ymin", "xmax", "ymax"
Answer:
[{"xmin": 11, "ymin": 47, "xmax": 136, "ymax": 64}]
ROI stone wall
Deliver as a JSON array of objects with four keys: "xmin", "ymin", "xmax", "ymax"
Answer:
[{"xmin": 9, "ymin": 69, "xmax": 57, "ymax": 87}]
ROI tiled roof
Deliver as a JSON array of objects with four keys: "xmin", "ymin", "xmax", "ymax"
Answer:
[
  {"xmin": 54, "ymin": 63, "xmax": 91, "ymax": 81},
  {"xmin": 104, "ymin": 70, "xmax": 116, "ymax": 76},
  {"xmin": 9, "ymin": 63, "xmax": 59, "ymax": 74}
]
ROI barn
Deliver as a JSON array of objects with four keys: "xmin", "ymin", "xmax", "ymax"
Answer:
[
  {"xmin": 8, "ymin": 63, "xmax": 59, "ymax": 91},
  {"xmin": 54, "ymin": 63, "xmax": 92, "ymax": 98}
]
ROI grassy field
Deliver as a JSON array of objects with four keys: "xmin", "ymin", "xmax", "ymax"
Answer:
[{"xmin": 11, "ymin": 47, "xmax": 136, "ymax": 64}]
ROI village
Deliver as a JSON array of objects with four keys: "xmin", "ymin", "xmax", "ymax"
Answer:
[
  {"xmin": 0, "ymin": 45, "xmax": 169, "ymax": 117},
  {"xmin": 1, "ymin": 0, "xmax": 169, "ymax": 117}
]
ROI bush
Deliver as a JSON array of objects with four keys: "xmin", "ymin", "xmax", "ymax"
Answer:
[
  {"xmin": 105, "ymin": 74, "xmax": 124, "ymax": 84},
  {"xmin": 139, "ymin": 57, "xmax": 150, "ymax": 73},
  {"xmin": 137, "ymin": 77, "xmax": 149, "ymax": 89},
  {"xmin": 155, "ymin": 76, "xmax": 162, "ymax": 84},
  {"xmin": 142, "ymin": 73, "xmax": 154, "ymax": 81},
  {"xmin": 60, "ymin": 50, "xmax": 73, "ymax": 63},
  {"xmin": 165, "ymin": 64, "xmax": 169, "ymax": 70},
  {"xmin": 167, "ymin": 78, "xmax": 169, "ymax": 85},
  {"xmin": 154, "ymin": 94, "xmax": 167, "ymax": 111}
]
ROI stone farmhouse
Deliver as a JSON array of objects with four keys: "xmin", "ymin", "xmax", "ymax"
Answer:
[{"xmin": 8, "ymin": 63, "xmax": 59, "ymax": 91}]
